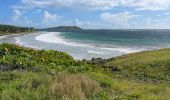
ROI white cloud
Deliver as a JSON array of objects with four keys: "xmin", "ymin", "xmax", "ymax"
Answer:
[
  {"xmin": 131, "ymin": 0, "xmax": 170, "ymax": 11},
  {"xmin": 120, "ymin": 0, "xmax": 170, "ymax": 11},
  {"xmin": 11, "ymin": 10, "xmax": 35, "ymax": 27},
  {"xmin": 43, "ymin": 11, "xmax": 61, "ymax": 23},
  {"xmin": 81, "ymin": 0, "xmax": 119, "ymax": 10},
  {"xmin": 100, "ymin": 11, "xmax": 136, "ymax": 28},
  {"xmin": 14, "ymin": 0, "xmax": 118, "ymax": 10},
  {"xmin": 12, "ymin": 9, "xmax": 22, "ymax": 21},
  {"xmin": 13, "ymin": 0, "xmax": 170, "ymax": 11}
]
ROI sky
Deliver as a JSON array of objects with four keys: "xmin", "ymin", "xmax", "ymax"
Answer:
[{"xmin": 0, "ymin": 0, "xmax": 170, "ymax": 29}]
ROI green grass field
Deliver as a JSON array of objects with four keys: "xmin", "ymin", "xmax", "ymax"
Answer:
[{"xmin": 0, "ymin": 43, "xmax": 170, "ymax": 100}]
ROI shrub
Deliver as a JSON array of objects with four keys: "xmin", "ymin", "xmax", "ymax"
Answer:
[{"xmin": 0, "ymin": 43, "xmax": 92, "ymax": 73}]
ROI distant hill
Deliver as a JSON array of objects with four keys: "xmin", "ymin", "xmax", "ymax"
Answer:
[
  {"xmin": 0, "ymin": 24, "xmax": 35, "ymax": 34},
  {"xmin": 41, "ymin": 26, "xmax": 83, "ymax": 32}
]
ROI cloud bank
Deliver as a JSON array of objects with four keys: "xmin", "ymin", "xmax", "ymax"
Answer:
[{"xmin": 13, "ymin": 0, "xmax": 170, "ymax": 11}]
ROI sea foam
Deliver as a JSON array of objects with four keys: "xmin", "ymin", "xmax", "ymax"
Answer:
[
  {"xmin": 35, "ymin": 32, "xmax": 144, "ymax": 54},
  {"xmin": 87, "ymin": 50, "xmax": 105, "ymax": 55},
  {"xmin": 0, "ymin": 35, "xmax": 7, "ymax": 39},
  {"xmin": 100, "ymin": 47, "xmax": 141, "ymax": 53},
  {"xmin": 35, "ymin": 32, "xmax": 92, "ymax": 48},
  {"xmin": 15, "ymin": 37, "xmax": 40, "ymax": 49}
]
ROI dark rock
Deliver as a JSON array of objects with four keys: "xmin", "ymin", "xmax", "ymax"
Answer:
[
  {"xmin": 111, "ymin": 66, "xmax": 120, "ymax": 72},
  {"xmin": 91, "ymin": 58, "xmax": 107, "ymax": 64}
]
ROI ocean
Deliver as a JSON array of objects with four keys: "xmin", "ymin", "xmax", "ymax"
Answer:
[{"xmin": 1, "ymin": 30, "xmax": 170, "ymax": 60}]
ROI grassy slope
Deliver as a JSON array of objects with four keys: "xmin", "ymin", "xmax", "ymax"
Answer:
[
  {"xmin": 0, "ymin": 43, "xmax": 170, "ymax": 100},
  {"xmin": 106, "ymin": 49, "xmax": 170, "ymax": 84}
]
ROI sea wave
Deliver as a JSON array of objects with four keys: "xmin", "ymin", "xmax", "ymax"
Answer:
[
  {"xmin": 100, "ymin": 47, "xmax": 142, "ymax": 53},
  {"xmin": 0, "ymin": 31, "xmax": 162, "ymax": 60},
  {"xmin": 87, "ymin": 50, "xmax": 105, "ymax": 55},
  {"xmin": 15, "ymin": 37, "xmax": 40, "ymax": 49},
  {"xmin": 35, "ymin": 32, "xmax": 144, "ymax": 54},
  {"xmin": 35, "ymin": 32, "xmax": 92, "ymax": 48},
  {"xmin": 0, "ymin": 35, "xmax": 7, "ymax": 39}
]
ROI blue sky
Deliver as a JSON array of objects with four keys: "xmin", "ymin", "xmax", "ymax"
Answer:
[{"xmin": 1, "ymin": 0, "xmax": 170, "ymax": 29}]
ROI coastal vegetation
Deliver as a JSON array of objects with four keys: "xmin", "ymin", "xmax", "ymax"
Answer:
[
  {"xmin": 40, "ymin": 26, "xmax": 83, "ymax": 32},
  {"xmin": 0, "ymin": 43, "xmax": 170, "ymax": 100},
  {"xmin": 0, "ymin": 24, "xmax": 35, "ymax": 35}
]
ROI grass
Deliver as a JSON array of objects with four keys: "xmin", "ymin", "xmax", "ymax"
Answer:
[
  {"xmin": 88, "ymin": 72, "xmax": 170, "ymax": 100},
  {"xmin": 0, "ymin": 71, "xmax": 52, "ymax": 100},
  {"xmin": 0, "ymin": 72, "xmax": 102, "ymax": 100},
  {"xmin": 48, "ymin": 73, "xmax": 101, "ymax": 100},
  {"xmin": 104, "ymin": 49, "xmax": 170, "ymax": 84},
  {"xmin": 0, "ymin": 43, "xmax": 170, "ymax": 100}
]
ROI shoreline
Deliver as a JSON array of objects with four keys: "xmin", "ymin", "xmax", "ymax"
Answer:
[
  {"xmin": 0, "ymin": 31, "xmax": 163, "ymax": 60},
  {"xmin": 0, "ymin": 32, "xmax": 37, "ymax": 41},
  {"xmin": 0, "ymin": 31, "xmax": 36, "ymax": 36}
]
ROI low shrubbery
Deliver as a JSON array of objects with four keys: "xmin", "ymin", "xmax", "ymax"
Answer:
[{"xmin": 0, "ymin": 43, "xmax": 92, "ymax": 73}]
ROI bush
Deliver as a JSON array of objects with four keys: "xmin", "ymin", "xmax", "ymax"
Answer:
[{"xmin": 0, "ymin": 43, "xmax": 92, "ymax": 73}]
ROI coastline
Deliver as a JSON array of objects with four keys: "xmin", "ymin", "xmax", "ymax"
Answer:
[
  {"xmin": 0, "ymin": 31, "xmax": 37, "ymax": 41},
  {"xmin": 0, "ymin": 31, "xmax": 131, "ymax": 60},
  {"xmin": 0, "ymin": 31, "xmax": 163, "ymax": 60},
  {"xmin": 0, "ymin": 31, "xmax": 35, "ymax": 36}
]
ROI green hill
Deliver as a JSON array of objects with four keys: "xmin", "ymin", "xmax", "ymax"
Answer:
[
  {"xmin": 41, "ymin": 26, "xmax": 83, "ymax": 32},
  {"xmin": 0, "ymin": 43, "xmax": 170, "ymax": 100},
  {"xmin": 0, "ymin": 24, "xmax": 35, "ymax": 35}
]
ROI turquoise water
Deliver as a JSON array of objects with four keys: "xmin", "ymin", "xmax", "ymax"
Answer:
[
  {"xmin": 1, "ymin": 30, "xmax": 170, "ymax": 59},
  {"xmin": 61, "ymin": 30, "xmax": 170, "ymax": 47}
]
